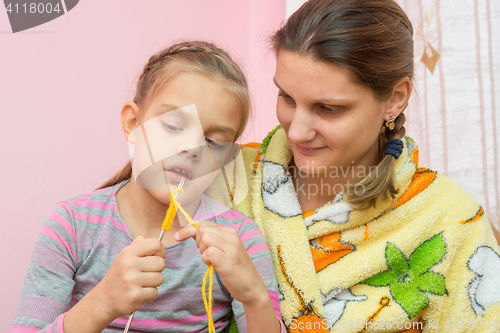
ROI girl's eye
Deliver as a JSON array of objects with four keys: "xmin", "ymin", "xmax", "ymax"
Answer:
[
  {"xmin": 278, "ymin": 92, "xmax": 295, "ymax": 104},
  {"xmin": 161, "ymin": 121, "xmax": 183, "ymax": 132},
  {"xmin": 206, "ymin": 138, "xmax": 224, "ymax": 150}
]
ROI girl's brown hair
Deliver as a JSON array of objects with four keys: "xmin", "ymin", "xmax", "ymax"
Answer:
[
  {"xmin": 96, "ymin": 41, "xmax": 250, "ymax": 190},
  {"xmin": 272, "ymin": 0, "xmax": 413, "ymax": 209}
]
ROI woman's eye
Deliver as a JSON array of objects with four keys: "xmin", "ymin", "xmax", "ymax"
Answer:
[
  {"xmin": 321, "ymin": 105, "xmax": 342, "ymax": 114},
  {"xmin": 206, "ymin": 138, "xmax": 224, "ymax": 150},
  {"xmin": 161, "ymin": 121, "xmax": 182, "ymax": 132},
  {"xmin": 278, "ymin": 92, "xmax": 295, "ymax": 104}
]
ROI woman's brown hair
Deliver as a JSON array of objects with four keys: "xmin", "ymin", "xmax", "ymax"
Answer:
[
  {"xmin": 96, "ymin": 41, "xmax": 251, "ymax": 190},
  {"xmin": 272, "ymin": 0, "xmax": 413, "ymax": 209}
]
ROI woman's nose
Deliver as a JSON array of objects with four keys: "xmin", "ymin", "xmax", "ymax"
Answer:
[{"xmin": 287, "ymin": 108, "xmax": 316, "ymax": 142}]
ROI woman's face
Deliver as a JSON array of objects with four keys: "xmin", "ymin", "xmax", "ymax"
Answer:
[
  {"xmin": 131, "ymin": 72, "xmax": 242, "ymax": 206},
  {"xmin": 274, "ymin": 50, "xmax": 390, "ymax": 177}
]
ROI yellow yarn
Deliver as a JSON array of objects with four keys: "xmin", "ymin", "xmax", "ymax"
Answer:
[
  {"xmin": 203, "ymin": 265, "xmax": 216, "ymax": 333},
  {"xmin": 161, "ymin": 199, "xmax": 177, "ymax": 230},
  {"xmin": 163, "ymin": 188, "xmax": 215, "ymax": 332}
]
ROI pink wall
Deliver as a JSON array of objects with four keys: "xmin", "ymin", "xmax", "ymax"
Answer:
[{"xmin": 0, "ymin": 1, "xmax": 285, "ymax": 328}]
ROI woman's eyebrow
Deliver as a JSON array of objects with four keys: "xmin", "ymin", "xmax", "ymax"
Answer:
[
  {"xmin": 274, "ymin": 78, "xmax": 351, "ymax": 105},
  {"xmin": 273, "ymin": 77, "xmax": 286, "ymax": 93},
  {"xmin": 320, "ymin": 98, "xmax": 352, "ymax": 105}
]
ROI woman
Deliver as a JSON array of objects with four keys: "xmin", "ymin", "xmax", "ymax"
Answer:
[{"xmin": 199, "ymin": 0, "xmax": 500, "ymax": 331}]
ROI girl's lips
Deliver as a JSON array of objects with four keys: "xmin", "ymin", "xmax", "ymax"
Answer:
[
  {"xmin": 164, "ymin": 169, "xmax": 191, "ymax": 185},
  {"xmin": 295, "ymin": 143, "xmax": 325, "ymax": 155}
]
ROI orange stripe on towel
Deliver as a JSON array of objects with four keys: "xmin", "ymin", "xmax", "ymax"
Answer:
[
  {"xmin": 303, "ymin": 210, "xmax": 314, "ymax": 218},
  {"xmin": 460, "ymin": 206, "xmax": 484, "ymax": 225},
  {"xmin": 240, "ymin": 142, "xmax": 261, "ymax": 149},
  {"xmin": 310, "ymin": 232, "xmax": 354, "ymax": 272},
  {"xmin": 393, "ymin": 168, "xmax": 437, "ymax": 209}
]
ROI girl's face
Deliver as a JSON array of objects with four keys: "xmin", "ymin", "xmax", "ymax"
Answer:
[
  {"xmin": 131, "ymin": 72, "xmax": 242, "ymax": 206},
  {"xmin": 274, "ymin": 50, "xmax": 391, "ymax": 177}
]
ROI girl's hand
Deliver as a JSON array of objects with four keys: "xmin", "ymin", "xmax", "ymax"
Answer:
[
  {"xmin": 92, "ymin": 235, "xmax": 166, "ymax": 320},
  {"xmin": 174, "ymin": 221, "xmax": 269, "ymax": 306}
]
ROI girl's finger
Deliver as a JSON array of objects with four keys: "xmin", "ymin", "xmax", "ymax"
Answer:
[
  {"xmin": 196, "ymin": 225, "xmax": 240, "ymax": 253},
  {"xmin": 200, "ymin": 245, "xmax": 225, "ymax": 267},
  {"xmin": 132, "ymin": 238, "xmax": 166, "ymax": 258},
  {"xmin": 137, "ymin": 256, "xmax": 166, "ymax": 272},
  {"xmin": 194, "ymin": 224, "xmax": 219, "ymax": 249},
  {"xmin": 193, "ymin": 220, "xmax": 218, "ymax": 228},
  {"xmin": 174, "ymin": 224, "xmax": 198, "ymax": 242},
  {"xmin": 141, "ymin": 287, "xmax": 160, "ymax": 303},
  {"xmin": 174, "ymin": 220, "xmax": 218, "ymax": 242},
  {"xmin": 196, "ymin": 231, "xmax": 230, "ymax": 255},
  {"xmin": 139, "ymin": 272, "xmax": 164, "ymax": 288}
]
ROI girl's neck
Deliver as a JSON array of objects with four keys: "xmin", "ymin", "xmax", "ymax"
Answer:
[{"xmin": 115, "ymin": 178, "xmax": 200, "ymax": 245}]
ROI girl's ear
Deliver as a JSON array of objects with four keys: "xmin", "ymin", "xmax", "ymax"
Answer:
[
  {"xmin": 384, "ymin": 77, "xmax": 412, "ymax": 121},
  {"xmin": 121, "ymin": 102, "xmax": 140, "ymax": 144}
]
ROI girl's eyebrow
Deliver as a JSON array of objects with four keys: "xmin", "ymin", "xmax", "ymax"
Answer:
[
  {"xmin": 157, "ymin": 104, "xmax": 187, "ymax": 119},
  {"xmin": 157, "ymin": 103, "xmax": 181, "ymax": 113},
  {"xmin": 157, "ymin": 104, "xmax": 235, "ymax": 135},
  {"xmin": 206, "ymin": 126, "xmax": 236, "ymax": 135}
]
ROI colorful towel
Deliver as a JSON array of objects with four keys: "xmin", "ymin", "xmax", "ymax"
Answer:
[{"xmin": 208, "ymin": 126, "xmax": 500, "ymax": 332}]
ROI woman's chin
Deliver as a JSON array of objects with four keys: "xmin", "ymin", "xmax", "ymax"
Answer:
[
  {"xmin": 292, "ymin": 154, "xmax": 323, "ymax": 171},
  {"xmin": 292, "ymin": 157, "xmax": 344, "ymax": 179}
]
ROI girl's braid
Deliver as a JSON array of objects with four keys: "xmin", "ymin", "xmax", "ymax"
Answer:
[
  {"xmin": 135, "ymin": 42, "xmax": 245, "ymax": 106},
  {"xmin": 145, "ymin": 45, "xmax": 222, "ymax": 72}
]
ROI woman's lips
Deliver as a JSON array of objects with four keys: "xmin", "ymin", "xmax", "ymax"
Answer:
[{"xmin": 295, "ymin": 143, "xmax": 325, "ymax": 154}]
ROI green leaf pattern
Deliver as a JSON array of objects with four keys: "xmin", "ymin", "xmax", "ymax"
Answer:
[{"xmin": 361, "ymin": 234, "xmax": 447, "ymax": 318}]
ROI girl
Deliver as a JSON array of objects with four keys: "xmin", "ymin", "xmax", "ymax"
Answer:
[
  {"xmin": 205, "ymin": 0, "xmax": 500, "ymax": 332},
  {"xmin": 11, "ymin": 41, "xmax": 284, "ymax": 333}
]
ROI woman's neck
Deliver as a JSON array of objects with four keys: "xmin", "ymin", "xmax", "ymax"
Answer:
[
  {"xmin": 115, "ymin": 178, "xmax": 200, "ymax": 245},
  {"xmin": 290, "ymin": 143, "xmax": 380, "ymax": 212}
]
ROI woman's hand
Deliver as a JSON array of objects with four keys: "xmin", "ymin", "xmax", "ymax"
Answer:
[
  {"xmin": 93, "ymin": 235, "xmax": 166, "ymax": 319},
  {"xmin": 174, "ymin": 221, "xmax": 268, "ymax": 305}
]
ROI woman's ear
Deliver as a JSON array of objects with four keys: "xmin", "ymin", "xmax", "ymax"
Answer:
[
  {"xmin": 121, "ymin": 101, "xmax": 140, "ymax": 144},
  {"xmin": 384, "ymin": 77, "xmax": 412, "ymax": 121}
]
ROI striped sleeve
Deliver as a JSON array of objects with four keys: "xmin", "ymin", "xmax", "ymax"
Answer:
[
  {"xmin": 231, "ymin": 217, "xmax": 285, "ymax": 333},
  {"xmin": 10, "ymin": 202, "xmax": 78, "ymax": 332}
]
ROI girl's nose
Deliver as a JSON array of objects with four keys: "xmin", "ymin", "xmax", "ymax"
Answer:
[
  {"xmin": 287, "ymin": 108, "xmax": 316, "ymax": 143},
  {"xmin": 176, "ymin": 134, "xmax": 204, "ymax": 161},
  {"xmin": 179, "ymin": 146, "xmax": 201, "ymax": 161}
]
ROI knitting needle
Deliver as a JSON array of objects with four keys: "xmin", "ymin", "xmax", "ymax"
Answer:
[{"xmin": 123, "ymin": 177, "xmax": 185, "ymax": 333}]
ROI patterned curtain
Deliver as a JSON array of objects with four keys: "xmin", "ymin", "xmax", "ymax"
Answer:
[{"xmin": 285, "ymin": 0, "xmax": 500, "ymax": 243}]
